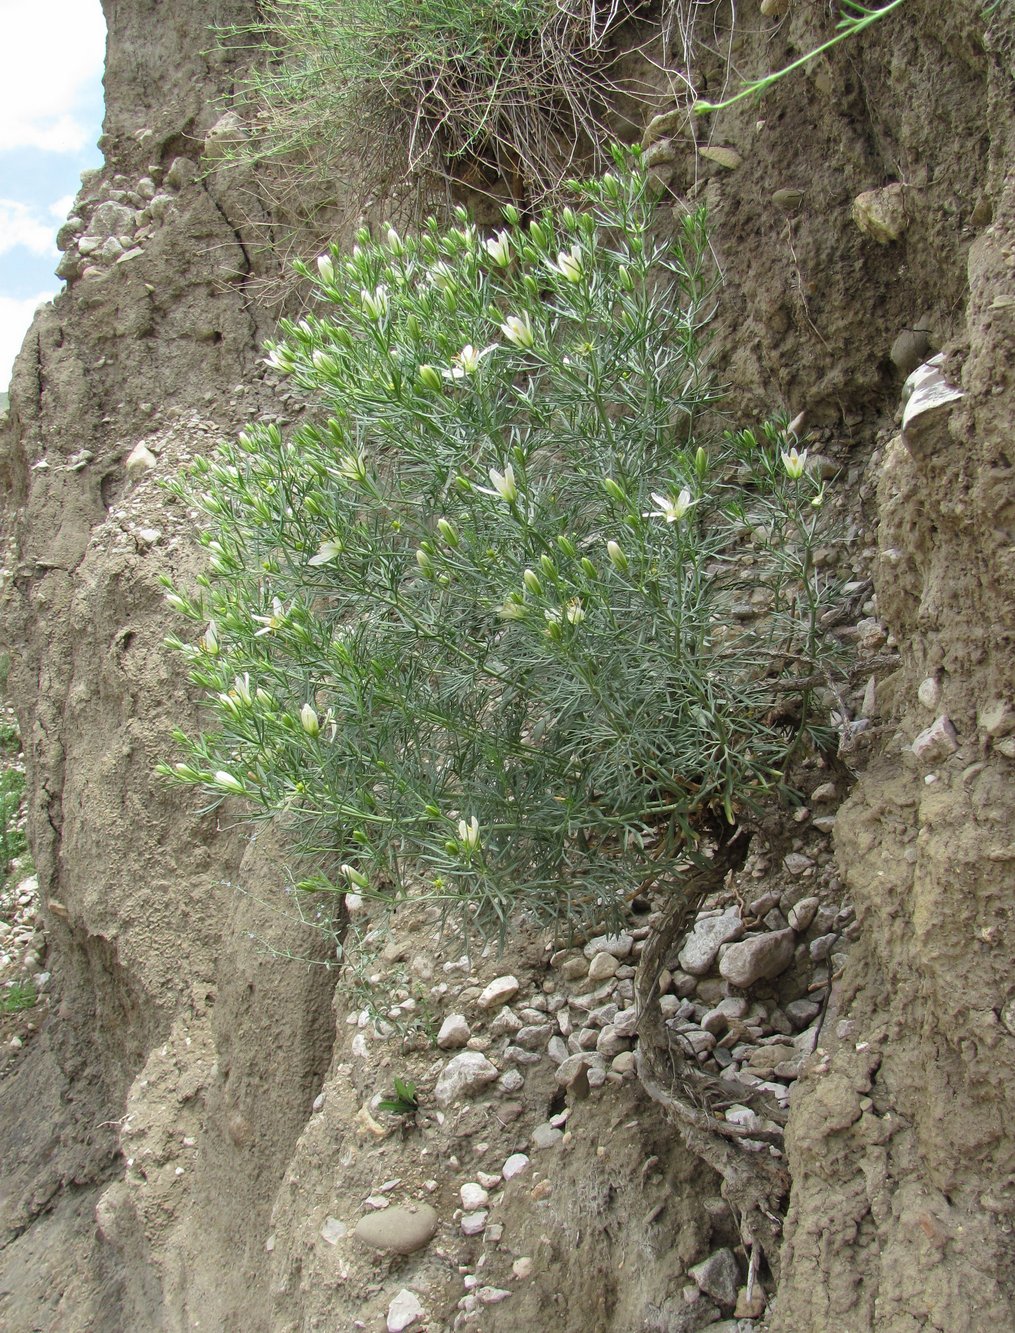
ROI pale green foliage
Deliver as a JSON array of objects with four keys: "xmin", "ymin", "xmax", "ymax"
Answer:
[{"xmin": 163, "ymin": 153, "xmax": 839, "ymax": 942}]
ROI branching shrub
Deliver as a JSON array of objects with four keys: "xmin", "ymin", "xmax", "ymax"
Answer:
[{"xmin": 162, "ymin": 152, "xmax": 839, "ymax": 943}]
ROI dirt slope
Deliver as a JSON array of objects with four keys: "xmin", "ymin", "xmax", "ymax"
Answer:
[{"xmin": 0, "ymin": 1, "xmax": 1012, "ymax": 1329}]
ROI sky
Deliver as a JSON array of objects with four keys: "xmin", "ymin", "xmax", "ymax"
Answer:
[{"xmin": 0, "ymin": 0, "xmax": 107, "ymax": 393}]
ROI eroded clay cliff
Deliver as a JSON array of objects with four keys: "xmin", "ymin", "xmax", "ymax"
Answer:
[{"xmin": 1, "ymin": 2, "xmax": 1012, "ymax": 1329}]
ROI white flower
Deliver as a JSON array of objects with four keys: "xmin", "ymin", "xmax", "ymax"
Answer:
[
  {"xmin": 201, "ymin": 622, "xmax": 220, "ymax": 655},
  {"xmin": 265, "ymin": 345, "xmax": 295, "ymax": 374},
  {"xmin": 487, "ymin": 463, "xmax": 517, "ymax": 503},
  {"xmin": 308, "ymin": 539, "xmax": 343, "ymax": 567},
  {"xmin": 644, "ymin": 488, "xmax": 696, "ymax": 523},
  {"xmin": 232, "ymin": 673, "xmax": 253, "ymax": 706},
  {"xmin": 499, "ymin": 312, "xmax": 534, "ymax": 349},
  {"xmin": 443, "ymin": 344, "xmax": 495, "ymax": 379},
  {"xmin": 545, "ymin": 599, "xmax": 585, "ymax": 628},
  {"xmin": 547, "ymin": 245, "xmax": 583, "ymax": 283},
  {"xmin": 336, "ymin": 449, "xmax": 368, "ymax": 484},
  {"xmin": 316, "ymin": 254, "xmax": 335, "ymax": 285},
  {"xmin": 385, "ymin": 225, "xmax": 404, "ymax": 255},
  {"xmin": 429, "ymin": 261, "xmax": 456, "ymax": 293},
  {"xmin": 457, "ymin": 816, "xmax": 481, "ymax": 851},
  {"xmin": 300, "ymin": 703, "xmax": 320, "ymax": 737},
  {"xmin": 311, "ymin": 348, "xmax": 340, "ymax": 374},
  {"xmin": 340, "ymin": 863, "xmax": 369, "ymax": 889},
  {"xmin": 781, "ymin": 447, "xmax": 808, "ymax": 479},
  {"xmin": 484, "ymin": 230, "xmax": 512, "ymax": 267},
  {"xmin": 252, "ymin": 597, "xmax": 287, "ymax": 636},
  {"xmin": 360, "ymin": 286, "xmax": 389, "ymax": 320}
]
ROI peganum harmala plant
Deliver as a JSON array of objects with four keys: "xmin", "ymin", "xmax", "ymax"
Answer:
[{"xmin": 161, "ymin": 151, "xmax": 839, "ymax": 945}]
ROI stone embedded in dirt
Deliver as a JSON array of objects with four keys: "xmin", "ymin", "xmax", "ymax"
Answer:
[
  {"xmin": 497, "ymin": 1069, "xmax": 524, "ymax": 1094},
  {"xmin": 852, "ymin": 183, "xmax": 908, "ymax": 243},
  {"xmin": 809, "ymin": 932, "xmax": 837, "ymax": 962},
  {"xmin": 514, "ymin": 1023, "xmax": 553, "ymax": 1050},
  {"xmin": 437, "ymin": 1014, "xmax": 471, "ymax": 1049},
  {"xmin": 911, "ymin": 714, "xmax": 958, "ymax": 764},
  {"xmin": 612, "ymin": 1006, "xmax": 639, "ymax": 1038},
  {"xmin": 476, "ymin": 976, "xmax": 520, "ymax": 1009},
  {"xmin": 554, "ymin": 1051, "xmax": 602, "ymax": 1090},
  {"xmin": 434, "ymin": 1051, "xmax": 499, "ymax": 1105},
  {"xmin": 700, "ymin": 997, "xmax": 748, "ymax": 1035},
  {"xmin": 354, "ymin": 1204, "xmax": 438, "ymax": 1256},
  {"xmin": 978, "ymin": 699, "xmax": 1015, "ymax": 737},
  {"xmin": 891, "ymin": 327, "xmax": 932, "ymax": 377},
  {"xmin": 677, "ymin": 908, "xmax": 743, "ymax": 975},
  {"xmin": 460, "ymin": 1210, "xmax": 488, "ymax": 1236},
  {"xmin": 387, "ymin": 1288, "xmax": 425, "ymax": 1332},
  {"xmin": 596, "ymin": 1025, "xmax": 631, "ymax": 1060},
  {"xmin": 785, "ymin": 999, "xmax": 821, "ymax": 1030},
  {"xmin": 476, "ymin": 1287, "xmax": 512, "ymax": 1305},
  {"xmin": 771, "ymin": 186, "xmax": 803, "ymax": 210},
  {"xmin": 460, "ymin": 1182, "xmax": 489, "ymax": 1210},
  {"xmin": 587, "ymin": 951, "xmax": 620, "ymax": 982},
  {"xmin": 91, "ymin": 200, "xmax": 136, "ymax": 237},
  {"xmin": 783, "ymin": 853, "xmax": 814, "ymax": 876},
  {"xmin": 531, "ymin": 1122, "xmax": 564, "ymax": 1151},
  {"xmin": 489, "ymin": 1006, "xmax": 523, "ymax": 1036},
  {"xmin": 688, "ymin": 1247, "xmax": 741, "ymax": 1308},
  {"xmin": 719, "ymin": 929, "xmax": 796, "ymax": 988},
  {"xmin": 698, "ymin": 145, "xmax": 742, "ymax": 170},
  {"xmin": 582, "ymin": 932, "xmax": 633, "ymax": 960},
  {"xmin": 811, "ymin": 782, "xmax": 837, "ymax": 803},
  {"xmin": 502, "ymin": 1153, "xmax": 530, "ymax": 1181},
  {"xmin": 319, "ymin": 1217, "xmax": 347, "ymax": 1245},
  {"xmin": 125, "ymin": 442, "xmax": 157, "ymax": 477}
]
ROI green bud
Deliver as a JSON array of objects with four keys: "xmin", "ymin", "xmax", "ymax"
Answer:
[
  {"xmin": 603, "ymin": 477, "xmax": 628, "ymax": 503},
  {"xmin": 606, "ymin": 540, "xmax": 629, "ymax": 572},
  {"xmin": 580, "ymin": 557, "xmax": 598, "ymax": 579},
  {"xmin": 556, "ymin": 535, "xmax": 577, "ymax": 558},
  {"xmin": 539, "ymin": 554, "xmax": 557, "ymax": 579},
  {"xmin": 417, "ymin": 364, "xmax": 443, "ymax": 391},
  {"xmin": 523, "ymin": 568, "xmax": 543, "ymax": 596},
  {"xmin": 695, "ymin": 446, "xmax": 708, "ymax": 478},
  {"xmin": 502, "ymin": 203, "xmax": 520, "ymax": 225},
  {"xmin": 617, "ymin": 264, "xmax": 634, "ymax": 292},
  {"xmin": 437, "ymin": 517, "xmax": 459, "ymax": 548}
]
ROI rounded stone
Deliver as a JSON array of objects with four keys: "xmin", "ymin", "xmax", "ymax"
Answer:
[
  {"xmin": 719, "ymin": 930, "xmax": 796, "ymax": 988},
  {"xmin": 354, "ymin": 1203, "xmax": 438, "ymax": 1256}
]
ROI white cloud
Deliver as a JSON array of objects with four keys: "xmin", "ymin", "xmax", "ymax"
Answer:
[
  {"xmin": 0, "ymin": 291, "xmax": 56, "ymax": 393},
  {"xmin": 0, "ymin": 199, "xmax": 59, "ymax": 257},
  {"xmin": 0, "ymin": 1, "xmax": 106, "ymax": 154}
]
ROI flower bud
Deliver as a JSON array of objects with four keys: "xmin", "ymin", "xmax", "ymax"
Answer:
[
  {"xmin": 523, "ymin": 568, "xmax": 543, "ymax": 596},
  {"xmin": 436, "ymin": 517, "xmax": 459, "ymax": 548},
  {"xmin": 539, "ymin": 554, "xmax": 557, "ymax": 579},
  {"xmin": 300, "ymin": 703, "xmax": 320, "ymax": 737},
  {"xmin": 556, "ymin": 535, "xmax": 577, "ymax": 558},
  {"xmin": 316, "ymin": 254, "xmax": 335, "ymax": 285},
  {"xmin": 580, "ymin": 557, "xmax": 598, "ymax": 579},
  {"xmin": 340, "ymin": 863, "xmax": 369, "ymax": 889},
  {"xmin": 213, "ymin": 770, "xmax": 245, "ymax": 795},
  {"xmin": 602, "ymin": 477, "xmax": 628, "ymax": 503},
  {"xmin": 695, "ymin": 445, "xmax": 708, "ymax": 477},
  {"xmin": 418, "ymin": 364, "xmax": 443, "ymax": 391},
  {"xmin": 606, "ymin": 540, "xmax": 629, "ymax": 572}
]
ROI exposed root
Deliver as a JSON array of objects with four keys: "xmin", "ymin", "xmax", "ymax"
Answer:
[{"xmin": 634, "ymin": 824, "xmax": 790, "ymax": 1274}]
